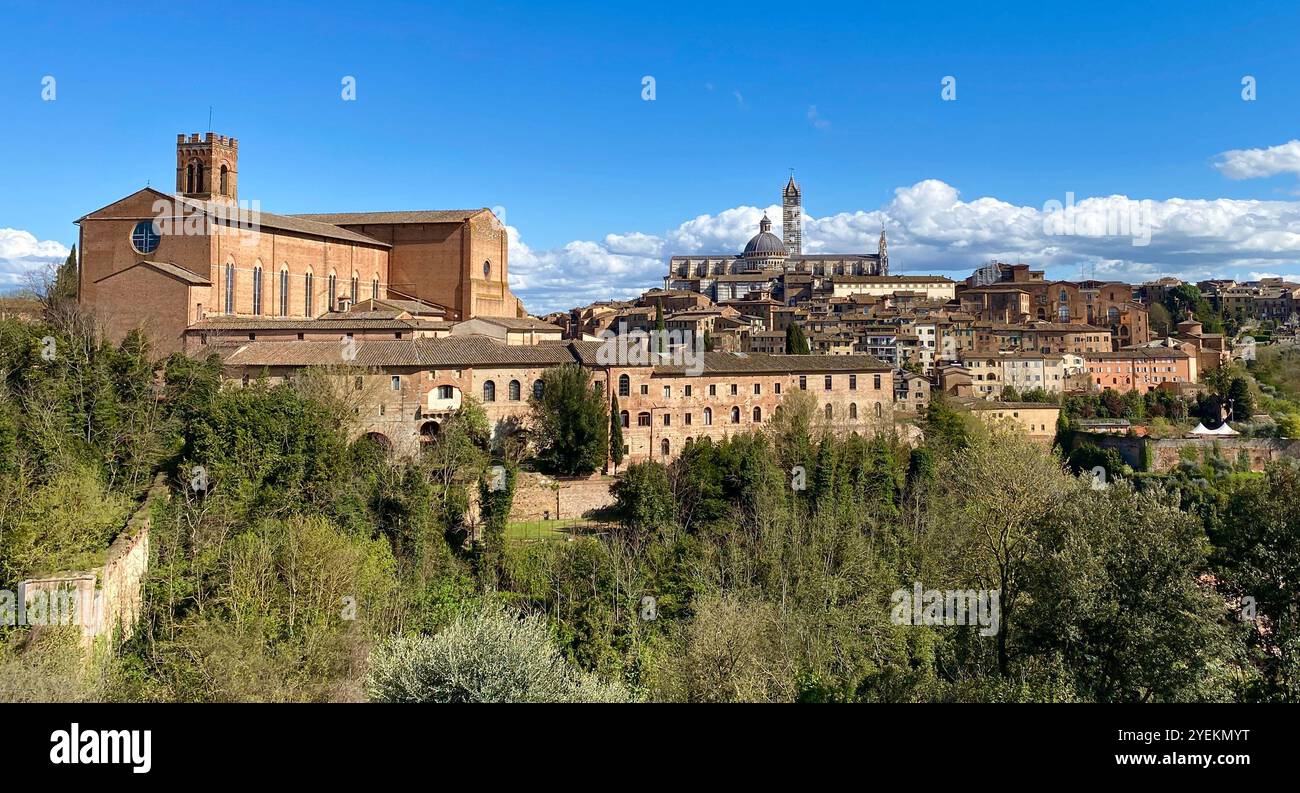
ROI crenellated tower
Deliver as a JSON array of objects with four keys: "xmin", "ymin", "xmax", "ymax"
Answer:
[{"xmin": 176, "ymin": 132, "xmax": 238, "ymax": 203}]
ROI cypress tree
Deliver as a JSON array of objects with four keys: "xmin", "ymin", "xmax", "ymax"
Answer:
[
  {"xmin": 785, "ymin": 322, "xmax": 810, "ymax": 355},
  {"xmin": 609, "ymin": 394, "xmax": 625, "ymax": 472}
]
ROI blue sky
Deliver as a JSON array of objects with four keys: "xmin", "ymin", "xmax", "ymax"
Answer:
[{"xmin": 3, "ymin": 0, "xmax": 1300, "ymax": 312}]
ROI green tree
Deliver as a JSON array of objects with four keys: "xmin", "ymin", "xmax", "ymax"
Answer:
[
  {"xmin": 477, "ymin": 461, "xmax": 515, "ymax": 585},
  {"xmin": 927, "ymin": 431, "xmax": 1073, "ymax": 676},
  {"xmin": 1227, "ymin": 376, "xmax": 1254, "ymax": 421},
  {"xmin": 921, "ymin": 391, "xmax": 971, "ymax": 453},
  {"xmin": 50, "ymin": 245, "xmax": 78, "ymax": 306},
  {"xmin": 608, "ymin": 394, "xmax": 625, "ymax": 471},
  {"xmin": 611, "ymin": 460, "xmax": 675, "ymax": 534},
  {"xmin": 1212, "ymin": 464, "xmax": 1300, "ymax": 701},
  {"xmin": 1024, "ymin": 479, "xmax": 1233, "ymax": 702},
  {"xmin": 653, "ymin": 300, "xmax": 665, "ymax": 355},
  {"xmin": 528, "ymin": 363, "xmax": 609, "ymax": 475},
  {"xmin": 1148, "ymin": 302, "xmax": 1173, "ymax": 337},
  {"xmin": 785, "ymin": 322, "xmax": 810, "ymax": 355}
]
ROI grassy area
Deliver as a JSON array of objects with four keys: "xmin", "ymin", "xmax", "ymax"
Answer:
[
  {"xmin": 505, "ymin": 518, "xmax": 604, "ymax": 543},
  {"xmin": 1254, "ymin": 345, "xmax": 1300, "ymax": 403}
]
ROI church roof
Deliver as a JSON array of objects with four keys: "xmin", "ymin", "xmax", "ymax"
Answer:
[
  {"xmin": 218, "ymin": 336, "xmax": 892, "ymax": 373},
  {"xmin": 832, "ymin": 274, "xmax": 954, "ymax": 284},
  {"xmin": 94, "ymin": 259, "xmax": 211, "ymax": 286},
  {"xmin": 787, "ymin": 254, "xmax": 880, "ymax": 262},
  {"xmin": 76, "ymin": 188, "xmax": 391, "ymax": 248},
  {"xmin": 290, "ymin": 209, "xmax": 492, "ymax": 225}
]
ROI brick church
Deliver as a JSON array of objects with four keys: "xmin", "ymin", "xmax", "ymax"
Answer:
[{"xmin": 76, "ymin": 132, "xmax": 524, "ymax": 354}]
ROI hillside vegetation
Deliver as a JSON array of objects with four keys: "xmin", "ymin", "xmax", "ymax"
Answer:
[{"xmin": 3, "ymin": 313, "xmax": 1299, "ymax": 703}]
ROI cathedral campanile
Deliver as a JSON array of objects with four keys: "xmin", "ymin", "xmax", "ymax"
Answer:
[{"xmin": 782, "ymin": 173, "xmax": 802, "ymax": 256}]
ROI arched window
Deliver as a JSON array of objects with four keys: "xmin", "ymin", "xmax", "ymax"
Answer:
[
  {"xmin": 372, "ymin": 276, "xmax": 380, "ymax": 300},
  {"xmin": 618, "ymin": 374, "xmax": 630, "ymax": 397},
  {"xmin": 533, "ymin": 379, "xmax": 544, "ymax": 399},
  {"xmin": 661, "ymin": 438, "xmax": 670, "ymax": 457},
  {"xmin": 875, "ymin": 402, "xmax": 883, "ymax": 418},
  {"xmin": 752, "ymin": 406, "xmax": 762, "ymax": 423},
  {"xmin": 637, "ymin": 412, "xmax": 651, "ymax": 426},
  {"xmin": 849, "ymin": 403, "xmax": 858, "ymax": 420},
  {"xmin": 195, "ymin": 163, "xmax": 205, "ymax": 193},
  {"xmin": 1059, "ymin": 289, "xmax": 1069, "ymax": 303},
  {"xmin": 328, "ymin": 273, "xmax": 337, "ymax": 311},
  {"xmin": 186, "ymin": 163, "xmax": 195, "ymax": 193},
  {"xmin": 1058, "ymin": 305, "xmax": 1070, "ymax": 322},
  {"xmin": 279, "ymin": 269, "xmax": 289, "ymax": 316},
  {"xmin": 224, "ymin": 263, "xmax": 234, "ymax": 314},
  {"xmin": 825, "ymin": 404, "xmax": 833, "ymax": 420},
  {"xmin": 483, "ymin": 380, "xmax": 496, "ymax": 402},
  {"xmin": 620, "ymin": 410, "xmax": 629, "ymax": 428},
  {"xmin": 730, "ymin": 406, "xmax": 740, "ymax": 424},
  {"xmin": 350, "ymin": 274, "xmax": 359, "ymax": 304},
  {"xmin": 1107, "ymin": 306, "xmax": 1120, "ymax": 324},
  {"xmin": 252, "ymin": 265, "xmax": 263, "ymax": 315},
  {"xmin": 508, "ymin": 380, "xmax": 521, "ymax": 401},
  {"xmin": 304, "ymin": 272, "xmax": 314, "ymax": 316},
  {"xmin": 219, "ymin": 164, "xmax": 229, "ymax": 195},
  {"xmin": 703, "ymin": 407, "xmax": 713, "ymax": 425}
]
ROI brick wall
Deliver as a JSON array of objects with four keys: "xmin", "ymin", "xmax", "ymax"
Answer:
[
  {"xmin": 1073, "ymin": 432, "xmax": 1300, "ymax": 472},
  {"xmin": 506, "ymin": 471, "xmax": 617, "ymax": 522},
  {"xmin": 18, "ymin": 474, "xmax": 164, "ymax": 654}
]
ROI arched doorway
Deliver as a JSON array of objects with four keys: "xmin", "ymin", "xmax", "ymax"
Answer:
[
  {"xmin": 364, "ymin": 432, "xmax": 393, "ymax": 454},
  {"xmin": 419, "ymin": 420, "xmax": 441, "ymax": 444}
]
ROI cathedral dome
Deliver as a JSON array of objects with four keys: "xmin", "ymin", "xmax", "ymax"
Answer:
[{"xmin": 742, "ymin": 214, "xmax": 786, "ymax": 259}]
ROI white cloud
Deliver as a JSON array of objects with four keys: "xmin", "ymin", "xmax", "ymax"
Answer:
[
  {"xmin": 1214, "ymin": 139, "xmax": 1300, "ymax": 179},
  {"xmin": 507, "ymin": 179, "xmax": 1300, "ymax": 314},
  {"xmin": 0, "ymin": 228, "xmax": 70, "ymax": 288},
  {"xmin": 806, "ymin": 105, "xmax": 830, "ymax": 130}
]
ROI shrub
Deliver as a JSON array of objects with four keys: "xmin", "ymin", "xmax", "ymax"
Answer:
[{"xmin": 365, "ymin": 603, "xmax": 628, "ymax": 703}]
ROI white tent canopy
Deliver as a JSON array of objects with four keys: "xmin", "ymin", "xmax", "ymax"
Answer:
[{"xmin": 1188, "ymin": 422, "xmax": 1239, "ymax": 437}]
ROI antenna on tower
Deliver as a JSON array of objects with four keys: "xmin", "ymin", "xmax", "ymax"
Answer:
[{"xmin": 208, "ymin": 107, "xmax": 213, "ymax": 132}]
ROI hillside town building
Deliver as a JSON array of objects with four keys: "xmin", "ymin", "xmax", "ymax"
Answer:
[{"xmin": 219, "ymin": 338, "xmax": 894, "ymax": 462}]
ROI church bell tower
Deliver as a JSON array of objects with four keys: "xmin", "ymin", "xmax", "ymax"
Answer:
[
  {"xmin": 176, "ymin": 132, "xmax": 238, "ymax": 203},
  {"xmin": 782, "ymin": 173, "xmax": 802, "ymax": 257}
]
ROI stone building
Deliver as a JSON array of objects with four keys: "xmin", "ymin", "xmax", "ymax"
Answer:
[
  {"xmin": 958, "ymin": 277, "xmax": 1148, "ymax": 349},
  {"xmin": 955, "ymin": 399, "xmax": 1061, "ymax": 447},
  {"xmin": 219, "ymin": 337, "xmax": 893, "ymax": 464},
  {"xmin": 962, "ymin": 351, "xmax": 1081, "ymax": 397},
  {"xmin": 77, "ymin": 132, "xmax": 523, "ymax": 355},
  {"xmin": 1082, "ymin": 348, "xmax": 1195, "ymax": 393}
]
